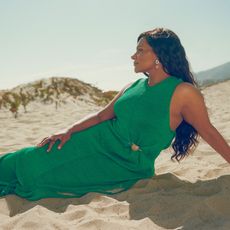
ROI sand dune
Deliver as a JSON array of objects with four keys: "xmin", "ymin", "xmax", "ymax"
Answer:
[{"xmin": 0, "ymin": 80, "xmax": 230, "ymax": 229}]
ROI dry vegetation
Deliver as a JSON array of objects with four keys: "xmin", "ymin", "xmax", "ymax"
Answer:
[{"xmin": 0, "ymin": 77, "xmax": 117, "ymax": 118}]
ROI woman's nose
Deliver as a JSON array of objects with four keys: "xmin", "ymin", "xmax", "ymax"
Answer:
[{"xmin": 131, "ymin": 53, "xmax": 135, "ymax": 60}]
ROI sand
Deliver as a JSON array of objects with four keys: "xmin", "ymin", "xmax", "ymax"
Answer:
[{"xmin": 0, "ymin": 80, "xmax": 230, "ymax": 230}]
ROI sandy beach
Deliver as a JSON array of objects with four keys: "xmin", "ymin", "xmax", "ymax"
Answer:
[{"xmin": 0, "ymin": 79, "xmax": 230, "ymax": 230}]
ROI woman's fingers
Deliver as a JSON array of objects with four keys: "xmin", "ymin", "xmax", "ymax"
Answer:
[
  {"xmin": 36, "ymin": 137, "xmax": 48, "ymax": 147},
  {"xmin": 36, "ymin": 138, "xmax": 45, "ymax": 146},
  {"xmin": 57, "ymin": 133, "xmax": 71, "ymax": 150},
  {"xmin": 37, "ymin": 134, "xmax": 69, "ymax": 152},
  {"xmin": 47, "ymin": 140, "xmax": 56, "ymax": 152},
  {"xmin": 37, "ymin": 137, "xmax": 50, "ymax": 147},
  {"xmin": 57, "ymin": 138, "xmax": 67, "ymax": 150}
]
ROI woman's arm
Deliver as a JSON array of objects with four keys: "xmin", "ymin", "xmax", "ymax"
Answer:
[
  {"xmin": 178, "ymin": 83, "xmax": 230, "ymax": 163},
  {"xmin": 199, "ymin": 124, "xmax": 230, "ymax": 163},
  {"xmin": 65, "ymin": 81, "xmax": 134, "ymax": 136},
  {"xmin": 65, "ymin": 112, "xmax": 101, "ymax": 136},
  {"xmin": 38, "ymin": 81, "xmax": 135, "ymax": 151},
  {"xmin": 37, "ymin": 112, "xmax": 102, "ymax": 151}
]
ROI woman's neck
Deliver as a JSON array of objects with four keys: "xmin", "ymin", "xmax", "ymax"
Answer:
[{"xmin": 147, "ymin": 72, "xmax": 171, "ymax": 86}]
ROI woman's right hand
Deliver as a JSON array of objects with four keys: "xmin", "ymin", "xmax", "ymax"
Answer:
[{"xmin": 36, "ymin": 131, "xmax": 72, "ymax": 152}]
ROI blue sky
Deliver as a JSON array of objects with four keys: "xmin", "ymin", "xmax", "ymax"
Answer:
[{"xmin": 0, "ymin": 0, "xmax": 229, "ymax": 91}]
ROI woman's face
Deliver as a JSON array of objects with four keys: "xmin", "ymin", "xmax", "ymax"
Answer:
[{"xmin": 131, "ymin": 37, "xmax": 158, "ymax": 73}]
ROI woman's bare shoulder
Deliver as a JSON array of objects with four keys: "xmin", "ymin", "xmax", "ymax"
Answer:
[
  {"xmin": 172, "ymin": 82, "xmax": 204, "ymax": 111},
  {"xmin": 175, "ymin": 82, "xmax": 212, "ymax": 133},
  {"xmin": 176, "ymin": 82, "xmax": 202, "ymax": 98}
]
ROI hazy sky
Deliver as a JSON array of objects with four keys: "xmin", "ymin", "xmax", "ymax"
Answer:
[{"xmin": 0, "ymin": 0, "xmax": 229, "ymax": 91}]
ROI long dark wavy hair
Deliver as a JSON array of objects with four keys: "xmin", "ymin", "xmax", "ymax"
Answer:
[{"xmin": 137, "ymin": 28, "xmax": 200, "ymax": 163}]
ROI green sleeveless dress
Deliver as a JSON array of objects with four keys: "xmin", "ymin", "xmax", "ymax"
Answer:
[{"xmin": 0, "ymin": 76, "xmax": 183, "ymax": 201}]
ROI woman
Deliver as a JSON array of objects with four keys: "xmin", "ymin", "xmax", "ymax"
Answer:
[{"xmin": 1, "ymin": 28, "xmax": 229, "ymax": 201}]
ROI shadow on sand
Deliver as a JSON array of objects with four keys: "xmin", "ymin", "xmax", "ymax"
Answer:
[{"xmin": 2, "ymin": 173, "xmax": 230, "ymax": 229}]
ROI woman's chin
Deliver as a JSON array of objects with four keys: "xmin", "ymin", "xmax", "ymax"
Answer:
[
  {"xmin": 134, "ymin": 68, "xmax": 147, "ymax": 74},
  {"xmin": 134, "ymin": 68, "xmax": 141, "ymax": 73},
  {"xmin": 134, "ymin": 66, "xmax": 146, "ymax": 73}
]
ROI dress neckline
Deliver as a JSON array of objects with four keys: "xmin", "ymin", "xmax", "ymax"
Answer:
[{"xmin": 145, "ymin": 76, "xmax": 173, "ymax": 89}]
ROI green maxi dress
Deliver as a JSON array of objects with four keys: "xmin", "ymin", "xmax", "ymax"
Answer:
[{"xmin": 0, "ymin": 76, "xmax": 183, "ymax": 201}]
